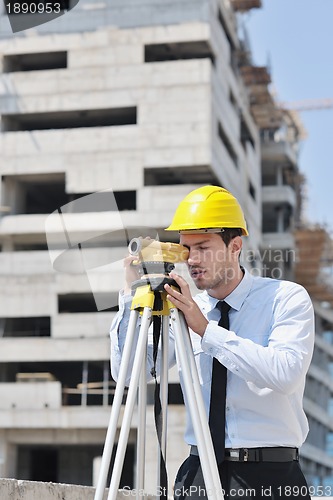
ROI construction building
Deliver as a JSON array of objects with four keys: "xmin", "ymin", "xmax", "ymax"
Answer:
[
  {"xmin": 294, "ymin": 227, "xmax": 333, "ymax": 486},
  {"xmin": 0, "ymin": 0, "xmax": 332, "ymax": 491}
]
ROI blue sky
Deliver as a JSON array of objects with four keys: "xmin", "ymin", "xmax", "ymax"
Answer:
[{"xmin": 244, "ymin": 0, "xmax": 333, "ymax": 234}]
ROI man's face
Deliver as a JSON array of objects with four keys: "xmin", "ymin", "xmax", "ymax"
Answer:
[{"xmin": 179, "ymin": 233, "xmax": 238, "ymax": 292}]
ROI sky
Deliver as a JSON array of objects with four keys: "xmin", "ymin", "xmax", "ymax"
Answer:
[{"xmin": 244, "ymin": 0, "xmax": 333, "ymax": 234}]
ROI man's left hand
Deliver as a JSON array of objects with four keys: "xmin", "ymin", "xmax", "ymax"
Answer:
[{"xmin": 164, "ymin": 272, "xmax": 208, "ymax": 337}]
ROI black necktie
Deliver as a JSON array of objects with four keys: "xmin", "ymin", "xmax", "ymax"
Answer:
[{"xmin": 208, "ymin": 301, "xmax": 231, "ymax": 463}]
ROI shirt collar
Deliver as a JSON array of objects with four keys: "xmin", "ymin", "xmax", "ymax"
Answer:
[{"xmin": 205, "ymin": 267, "xmax": 254, "ymax": 312}]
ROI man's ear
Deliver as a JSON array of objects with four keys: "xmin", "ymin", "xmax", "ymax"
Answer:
[{"xmin": 230, "ymin": 236, "xmax": 242, "ymax": 257}]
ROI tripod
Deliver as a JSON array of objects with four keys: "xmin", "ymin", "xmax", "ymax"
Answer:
[{"xmin": 94, "ymin": 276, "xmax": 224, "ymax": 500}]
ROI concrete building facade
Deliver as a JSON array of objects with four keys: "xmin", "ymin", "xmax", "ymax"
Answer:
[{"xmin": 0, "ymin": 0, "xmax": 332, "ymax": 493}]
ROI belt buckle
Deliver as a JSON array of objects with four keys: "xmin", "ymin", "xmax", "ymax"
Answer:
[{"xmin": 227, "ymin": 448, "xmax": 249, "ymax": 461}]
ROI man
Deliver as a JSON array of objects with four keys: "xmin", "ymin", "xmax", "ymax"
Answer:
[{"xmin": 110, "ymin": 185, "xmax": 314, "ymax": 499}]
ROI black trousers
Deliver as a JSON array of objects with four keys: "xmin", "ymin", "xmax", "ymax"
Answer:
[{"xmin": 174, "ymin": 455, "xmax": 310, "ymax": 500}]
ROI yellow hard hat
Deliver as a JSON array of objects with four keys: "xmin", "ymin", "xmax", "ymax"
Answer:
[{"xmin": 165, "ymin": 185, "xmax": 249, "ymax": 235}]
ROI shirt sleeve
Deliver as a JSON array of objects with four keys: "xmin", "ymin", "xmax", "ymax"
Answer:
[
  {"xmin": 110, "ymin": 290, "xmax": 177, "ymax": 385},
  {"xmin": 201, "ymin": 284, "xmax": 314, "ymax": 395}
]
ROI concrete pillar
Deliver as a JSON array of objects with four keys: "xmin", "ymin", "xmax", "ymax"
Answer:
[
  {"xmin": 276, "ymin": 206, "xmax": 284, "ymax": 233},
  {"xmin": 0, "ymin": 431, "xmax": 6, "ymax": 478},
  {"xmin": 1, "ymin": 236, "xmax": 14, "ymax": 251},
  {"xmin": 276, "ymin": 165, "xmax": 283, "ymax": 186},
  {"xmin": 92, "ymin": 456, "xmax": 102, "ymax": 487},
  {"xmin": 0, "ymin": 431, "xmax": 15, "ymax": 478}
]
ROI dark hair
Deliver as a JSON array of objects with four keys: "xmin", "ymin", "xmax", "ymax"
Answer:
[{"xmin": 220, "ymin": 228, "xmax": 243, "ymax": 247}]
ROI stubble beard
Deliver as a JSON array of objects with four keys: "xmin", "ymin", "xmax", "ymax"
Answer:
[{"xmin": 194, "ymin": 266, "xmax": 229, "ymax": 291}]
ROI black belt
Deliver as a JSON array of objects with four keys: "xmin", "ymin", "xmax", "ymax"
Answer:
[{"xmin": 190, "ymin": 446, "xmax": 299, "ymax": 462}]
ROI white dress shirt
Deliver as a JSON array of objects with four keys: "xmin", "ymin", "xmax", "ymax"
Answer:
[{"xmin": 110, "ymin": 269, "xmax": 314, "ymax": 449}]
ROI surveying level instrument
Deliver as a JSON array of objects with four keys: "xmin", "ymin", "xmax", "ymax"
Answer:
[
  {"xmin": 128, "ymin": 237, "xmax": 189, "ymax": 275},
  {"xmin": 94, "ymin": 238, "xmax": 224, "ymax": 500}
]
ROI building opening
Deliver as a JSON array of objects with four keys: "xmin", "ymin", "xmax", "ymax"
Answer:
[
  {"xmin": 30, "ymin": 448, "xmax": 58, "ymax": 482},
  {"xmin": 17, "ymin": 444, "xmax": 135, "ymax": 487}
]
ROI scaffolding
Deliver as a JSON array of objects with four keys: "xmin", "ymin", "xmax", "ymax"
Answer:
[
  {"xmin": 294, "ymin": 227, "xmax": 333, "ymax": 307},
  {"xmin": 231, "ymin": 0, "xmax": 262, "ymax": 12},
  {"xmin": 240, "ymin": 65, "xmax": 283, "ymax": 129}
]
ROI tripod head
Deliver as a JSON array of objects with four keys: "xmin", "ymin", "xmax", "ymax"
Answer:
[
  {"xmin": 129, "ymin": 237, "xmax": 189, "ymax": 275},
  {"xmin": 128, "ymin": 237, "xmax": 189, "ymax": 293},
  {"xmin": 128, "ymin": 237, "xmax": 188, "ymax": 312}
]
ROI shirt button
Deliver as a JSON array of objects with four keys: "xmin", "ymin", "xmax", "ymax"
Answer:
[
  {"xmin": 226, "ymin": 406, "xmax": 230, "ymax": 412},
  {"xmin": 231, "ymin": 433, "xmax": 235, "ymax": 438}
]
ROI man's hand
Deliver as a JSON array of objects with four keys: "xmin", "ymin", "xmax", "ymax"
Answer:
[
  {"xmin": 123, "ymin": 255, "xmax": 140, "ymax": 295},
  {"xmin": 164, "ymin": 272, "xmax": 208, "ymax": 337}
]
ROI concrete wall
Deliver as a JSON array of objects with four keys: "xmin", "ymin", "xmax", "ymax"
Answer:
[
  {"xmin": 0, "ymin": 479, "xmax": 134, "ymax": 500},
  {"xmin": 0, "ymin": 382, "xmax": 61, "ymax": 410},
  {"xmin": 0, "ymin": 479, "xmax": 103, "ymax": 500}
]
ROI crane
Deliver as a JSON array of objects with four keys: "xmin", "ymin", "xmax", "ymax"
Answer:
[{"xmin": 279, "ymin": 98, "xmax": 333, "ymax": 112}]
